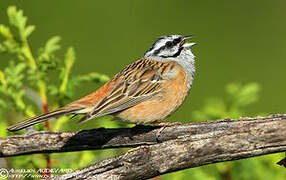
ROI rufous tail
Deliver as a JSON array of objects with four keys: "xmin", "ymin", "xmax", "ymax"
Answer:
[{"xmin": 7, "ymin": 108, "xmax": 80, "ymax": 132}]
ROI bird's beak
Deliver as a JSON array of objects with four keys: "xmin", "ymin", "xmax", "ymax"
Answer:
[
  {"xmin": 182, "ymin": 35, "xmax": 196, "ymax": 48},
  {"xmin": 183, "ymin": 35, "xmax": 193, "ymax": 40}
]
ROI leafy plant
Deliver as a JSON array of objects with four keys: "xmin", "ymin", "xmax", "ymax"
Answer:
[
  {"xmin": 0, "ymin": 6, "xmax": 118, "ymax": 176},
  {"xmin": 192, "ymin": 82, "xmax": 261, "ymax": 121},
  {"xmin": 164, "ymin": 83, "xmax": 285, "ymax": 180}
]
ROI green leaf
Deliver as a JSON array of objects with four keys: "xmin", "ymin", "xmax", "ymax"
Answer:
[
  {"xmin": 5, "ymin": 61, "xmax": 26, "ymax": 88},
  {"xmin": 64, "ymin": 47, "xmax": 75, "ymax": 71},
  {"xmin": 14, "ymin": 89, "xmax": 26, "ymax": 110},
  {"xmin": 236, "ymin": 83, "xmax": 260, "ymax": 106},
  {"xmin": 0, "ymin": 24, "xmax": 19, "ymax": 53},
  {"xmin": 0, "ymin": 24, "xmax": 14, "ymax": 40},
  {"xmin": 7, "ymin": 6, "xmax": 27, "ymax": 39},
  {"xmin": 6, "ymin": 6, "xmax": 36, "ymax": 42},
  {"xmin": 193, "ymin": 82, "xmax": 260, "ymax": 121},
  {"xmin": 37, "ymin": 36, "xmax": 61, "ymax": 70},
  {"xmin": 45, "ymin": 36, "xmax": 61, "ymax": 53},
  {"xmin": 59, "ymin": 47, "xmax": 75, "ymax": 94},
  {"xmin": 24, "ymin": 25, "xmax": 35, "ymax": 37},
  {"xmin": 226, "ymin": 82, "xmax": 260, "ymax": 107}
]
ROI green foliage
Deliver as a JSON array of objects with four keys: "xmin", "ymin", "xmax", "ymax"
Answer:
[
  {"xmin": 163, "ymin": 83, "xmax": 286, "ymax": 180},
  {"xmin": 0, "ymin": 61, "xmax": 26, "ymax": 111},
  {"xmin": 193, "ymin": 82, "xmax": 261, "ymax": 121},
  {"xmin": 0, "ymin": 6, "xmax": 120, "ymax": 176}
]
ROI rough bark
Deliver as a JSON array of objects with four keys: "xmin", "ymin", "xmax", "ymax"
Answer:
[{"xmin": 1, "ymin": 114, "xmax": 286, "ymax": 179}]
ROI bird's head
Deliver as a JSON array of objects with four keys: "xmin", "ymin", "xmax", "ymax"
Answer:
[{"xmin": 144, "ymin": 35, "xmax": 195, "ymax": 59}]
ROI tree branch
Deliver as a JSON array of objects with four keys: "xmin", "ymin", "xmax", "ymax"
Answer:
[{"xmin": 1, "ymin": 114, "xmax": 286, "ymax": 179}]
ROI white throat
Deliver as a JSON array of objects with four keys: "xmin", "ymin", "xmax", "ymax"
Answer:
[{"xmin": 145, "ymin": 48, "xmax": 196, "ymax": 88}]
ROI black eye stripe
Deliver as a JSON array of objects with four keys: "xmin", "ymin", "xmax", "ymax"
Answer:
[
  {"xmin": 144, "ymin": 36, "xmax": 184, "ymax": 57},
  {"xmin": 165, "ymin": 37, "xmax": 182, "ymax": 47},
  {"xmin": 154, "ymin": 38, "xmax": 182, "ymax": 55},
  {"xmin": 173, "ymin": 37, "xmax": 182, "ymax": 44},
  {"xmin": 165, "ymin": 41, "xmax": 173, "ymax": 47}
]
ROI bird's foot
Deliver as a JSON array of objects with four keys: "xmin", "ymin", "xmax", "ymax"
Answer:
[{"xmin": 149, "ymin": 122, "xmax": 183, "ymax": 142}]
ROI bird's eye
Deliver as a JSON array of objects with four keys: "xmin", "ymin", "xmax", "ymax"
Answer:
[
  {"xmin": 165, "ymin": 41, "xmax": 173, "ymax": 47},
  {"xmin": 173, "ymin": 38, "xmax": 181, "ymax": 44}
]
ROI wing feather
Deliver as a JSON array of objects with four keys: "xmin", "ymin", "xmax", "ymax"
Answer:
[{"xmin": 78, "ymin": 58, "xmax": 176, "ymax": 123}]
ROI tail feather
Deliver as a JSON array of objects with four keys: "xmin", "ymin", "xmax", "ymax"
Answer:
[{"xmin": 7, "ymin": 108, "xmax": 81, "ymax": 132}]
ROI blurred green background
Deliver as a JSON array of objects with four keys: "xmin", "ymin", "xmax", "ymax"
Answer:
[
  {"xmin": 1, "ymin": 0, "xmax": 286, "ymax": 118},
  {"xmin": 0, "ymin": 0, "xmax": 286, "ymax": 179}
]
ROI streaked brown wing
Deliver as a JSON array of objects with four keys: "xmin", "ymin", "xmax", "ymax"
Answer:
[{"xmin": 78, "ymin": 58, "xmax": 173, "ymax": 123}]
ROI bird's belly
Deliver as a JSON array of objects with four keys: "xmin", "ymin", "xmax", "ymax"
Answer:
[{"xmin": 115, "ymin": 70, "xmax": 190, "ymax": 124}]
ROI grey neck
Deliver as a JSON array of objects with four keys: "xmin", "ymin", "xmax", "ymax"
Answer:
[{"xmin": 145, "ymin": 48, "xmax": 196, "ymax": 88}]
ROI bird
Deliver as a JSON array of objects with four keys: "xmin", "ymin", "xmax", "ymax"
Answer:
[{"xmin": 7, "ymin": 35, "xmax": 196, "ymax": 132}]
